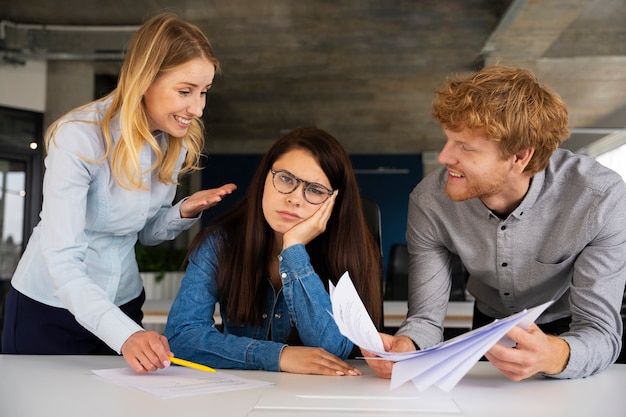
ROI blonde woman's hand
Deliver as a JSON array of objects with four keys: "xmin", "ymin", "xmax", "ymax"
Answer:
[
  {"xmin": 282, "ymin": 192, "xmax": 337, "ymax": 249},
  {"xmin": 180, "ymin": 183, "xmax": 237, "ymax": 218},
  {"xmin": 279, "ymin": 346, "xmax": 362, "ymax": 376},
  {"xmin": 121, "ymin": 330, "xmax": 172, "ymax": 373}
]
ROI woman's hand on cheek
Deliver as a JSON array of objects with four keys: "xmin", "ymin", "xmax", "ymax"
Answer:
[{"xmin": 282, "ymin": 192, "xmax": 337, "ymax": 249}]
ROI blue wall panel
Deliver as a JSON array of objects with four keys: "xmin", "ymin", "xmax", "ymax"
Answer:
[{"xmin": 350, "ymin": 154, "xmax": 422, "ymax": 275}]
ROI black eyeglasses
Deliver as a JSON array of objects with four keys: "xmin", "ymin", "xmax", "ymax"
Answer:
[{"xmin": 270, "ymin": 169, "xmax": 334, "ymax": 205}]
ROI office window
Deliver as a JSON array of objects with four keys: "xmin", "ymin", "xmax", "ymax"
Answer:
[
  {"xmin": 0, "ymin": 106, "xmax": 43, "ymax": 258},
  {"xmin": 596, "ymin": 143, "xmax": 626, "ymax": 182},
  {"xmin": 0, "ymin": 106, "xmax": 43, "ymax": 343},
  {"xmin": 0, "ymin": 159, "xmax": 27, "ymax": 279},
  {"xmin": 580, "ymin": 131, "xmax": 626, "ymax": 181}
]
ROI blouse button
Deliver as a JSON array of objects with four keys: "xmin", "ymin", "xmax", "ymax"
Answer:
[
  {"xmin": 278, "ymin": 255, "xmax": 283, "ymax": 261},
  {"xmin": 281, "ymin": 273, "xmax": 287, "ymax": 278},
  {"xmin": 274, "ymin": 313, "xmax": 281, "ymax": 319},
  {"xmin": 262, "ymin": 313, "xmax": 268, "ymax": 319}
]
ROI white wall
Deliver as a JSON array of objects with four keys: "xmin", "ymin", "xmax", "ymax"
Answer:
[{"xmin": 0, "ymin": 59, "xmax": 47, "ymax": 112}]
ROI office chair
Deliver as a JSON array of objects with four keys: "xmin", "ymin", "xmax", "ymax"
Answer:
[
  {"xmin": 384, "ymin": 245, "xmax": 467, "ymax": 302},
  {"xmin": 360, "ymin": 195, "xmax": 383, "ymax": 258},
  {"xmin": 359, "ymin": 195, "xmax": 384, "ymax": 329},
  {"xmin": 384, "ymin": 243, "xmax": 409, "ymax": 301},
  {"xmin": 449, "ymin": 254, "xmax": 468, "ymax": 301}
]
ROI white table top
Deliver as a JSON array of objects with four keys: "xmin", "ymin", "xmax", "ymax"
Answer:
[{"xmin": 1, "ymin": 354, "xmax": 624, "ymax": 417}]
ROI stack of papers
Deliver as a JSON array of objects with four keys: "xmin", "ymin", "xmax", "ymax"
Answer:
[
  {"xmin": 329, "ymin": 271, "xmax": 553, "ymax": 392},
  {"xmin": 93, "ymin": 366, "xmax": 273, "ymax": 398}
]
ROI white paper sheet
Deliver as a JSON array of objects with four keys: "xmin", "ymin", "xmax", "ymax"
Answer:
[
  {"xmin": 330, "ymin": 271, "xmax": 554, "ymax": 391},
  {"xmin": 92, "ymin": 366, "xmax": 273, "ymax": 398},
  {"xmin": 329, "ymin": 272, "xmax": 385, "ymax": 352}
]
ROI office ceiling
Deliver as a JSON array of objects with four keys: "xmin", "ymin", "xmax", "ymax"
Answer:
[{"xmin": 1, "ymin": 0, "xmax": 625, "ymax": 154}]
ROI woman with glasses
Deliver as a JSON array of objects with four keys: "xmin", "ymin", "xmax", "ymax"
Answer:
[{"xmin": 165, "ymin": 127, "xmax": 382, "ymax": 375}]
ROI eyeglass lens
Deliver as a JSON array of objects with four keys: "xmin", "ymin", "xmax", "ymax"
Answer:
[{"xmin": 272, "ymin": 170, "xmax": 332, "ymax": 204}]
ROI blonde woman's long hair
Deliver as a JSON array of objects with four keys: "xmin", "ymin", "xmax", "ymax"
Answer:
[{"xmin": 46, "ymin": 12, "xmax": 220, "ymax": 189}]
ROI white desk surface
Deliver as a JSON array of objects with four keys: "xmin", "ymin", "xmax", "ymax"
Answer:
[{"xmin": 1, "ymin": 354, "xmax": 624, "ymax": 417}]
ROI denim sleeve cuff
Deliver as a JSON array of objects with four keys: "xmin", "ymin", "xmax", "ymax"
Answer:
[
  {"xmin": 247, "ymin": 339, "xmax": 285, "ymax": 372},
  {"xmin": 278, "ymin": 244, "xmax": 311, "ymax": 277}
]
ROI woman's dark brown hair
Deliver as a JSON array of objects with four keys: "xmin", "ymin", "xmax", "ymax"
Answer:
[{"xmin": 189, "ymin": 127, "xmax": 383, "ymax": 328}]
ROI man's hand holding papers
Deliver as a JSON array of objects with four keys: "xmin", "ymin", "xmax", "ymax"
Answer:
[
  {"xmin": 329, "ymin": 271, "xmax": 554, "ymax": 391},
  {"xmin": 484, "ymin": 321, "xmax": 572, "ymax": 381}
]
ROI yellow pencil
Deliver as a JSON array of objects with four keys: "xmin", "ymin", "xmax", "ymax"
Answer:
[{"xmin": 169, "ymin": 356, "xmax": 217, "ymax": 373}]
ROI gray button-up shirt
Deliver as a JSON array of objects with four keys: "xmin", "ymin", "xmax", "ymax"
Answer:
[{"xmin": 399, "ymin": 148, "xmax": 626, "ymax": 379}]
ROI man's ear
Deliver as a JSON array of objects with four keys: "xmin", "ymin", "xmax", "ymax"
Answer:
[{"xmin": 512, "ymin": 147, "xmax": 535, "ymax": 174}]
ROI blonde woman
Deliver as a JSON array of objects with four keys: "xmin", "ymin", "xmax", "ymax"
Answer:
[{"xmin": 2, "ymin": 12, "xmax": 236, "ymax": 374}]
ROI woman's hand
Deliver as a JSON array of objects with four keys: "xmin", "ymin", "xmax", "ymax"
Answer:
[
  {"xmin": 279, "ymin": 345, "xmax": 361, "ymax": 376},
  {"xmin": 179, "ymin": 183, "xmax": 237, "ymax": 218},
  {"xmin": 282, "ymin": 192, "xmax": 337, "ymax": 249},
  {"xmin": 121, "ymin": 330, "xmax": 172, "ymax": 373}
]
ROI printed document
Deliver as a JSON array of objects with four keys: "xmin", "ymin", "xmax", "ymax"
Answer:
[
  {"xmin": 93, "ymin": 366, "xmax": 273, "ymax": 398},
  {"xmin": 329, "ymin": 271, "xmax": 553, "ymax": 391}
]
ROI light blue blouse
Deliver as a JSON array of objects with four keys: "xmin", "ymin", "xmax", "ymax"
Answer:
[
  {"xmin": 165, "ymin": 238, "xmax": 354, "ymax": 371},
  {"xmin": 10, "ymin": 97, "xmax": 199, "ymax": 353}
]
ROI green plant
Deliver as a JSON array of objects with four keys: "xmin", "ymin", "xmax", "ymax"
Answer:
[{"xmin": 135, "ymin": 243, "xmax": 187, "ymax": 282}]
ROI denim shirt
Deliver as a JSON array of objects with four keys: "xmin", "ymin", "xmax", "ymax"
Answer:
[
  {"xmin": 164, "ymin": 235, "xmax": 354, "ymax": 371},
  {"xmin": 10, "ymin": 97, "xmax": 199, "ymax": 353}
]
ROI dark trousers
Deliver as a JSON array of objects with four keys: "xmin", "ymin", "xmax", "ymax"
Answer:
[
  {"xmin": 2, "ymin": 285, "xmax": 145, "ymax": 355},
  {"xmin": 472, "ymin": 303, "xmax": 572, "ymax": 336}
]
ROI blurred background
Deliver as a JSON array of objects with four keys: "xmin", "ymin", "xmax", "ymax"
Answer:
[{"xmin": 1, "ymin": 1, "xmax": 625, "ymax": 330}]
